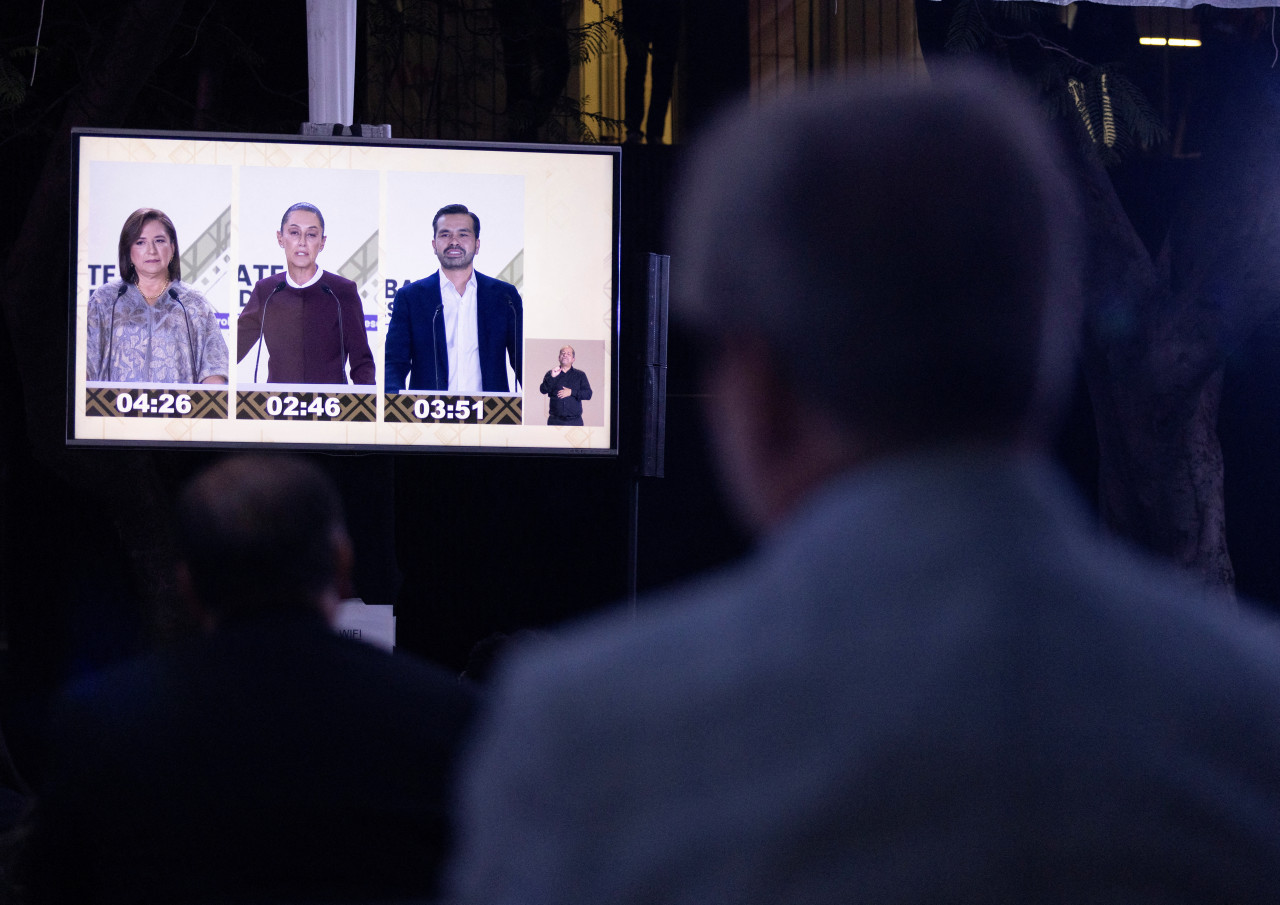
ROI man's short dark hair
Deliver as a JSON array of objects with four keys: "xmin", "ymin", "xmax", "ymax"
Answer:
[
  {"xmin": 280, "ymin": 202, "xmax": 325, "ymax": 233},
  {"xmin": 674, "ymin": 65, "xmax": 1081, "ymax": 447},
  {"xmin": 433, "ymin": 204, "xmax": 481, "ymax": 237},
  {"xmin": 176, "ymin": 455, "xmax": 347, "ymax": 619}
]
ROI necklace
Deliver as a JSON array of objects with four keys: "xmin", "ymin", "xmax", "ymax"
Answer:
[{"xmin": 140, "ymin": 280, "xmax": 170, "ymax": 304}]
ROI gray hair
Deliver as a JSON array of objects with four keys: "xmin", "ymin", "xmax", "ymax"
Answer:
[{"xmin": 673, "ymin": 65, "xmax": 1081, "ymax": 446}]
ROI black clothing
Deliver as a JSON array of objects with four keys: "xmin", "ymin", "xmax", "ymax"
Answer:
[
  {"xmin": 26, "ymin": 612, "xmax": 477, "ymax": 905},
  {"xmin": 540, "ymin": 366, "xmax": 592, "ymax": 426}
]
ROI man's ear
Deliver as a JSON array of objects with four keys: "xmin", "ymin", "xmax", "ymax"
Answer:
[
  {"xmin": 313, "ymin": 531, "xmax": 357, "ymax": 627},
  {"xmin": 704, "ymin": 334, "xmax": 861, "ymax": 531}
]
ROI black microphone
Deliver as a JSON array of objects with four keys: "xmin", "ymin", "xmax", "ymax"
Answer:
[
  {"xmin": 253, "ymin": 279, "xmax": 290, "ymax": 383},
  {"xmin": 104, "ymin": 283, "xmax": 129, "ymax": 380},
  {"xmin": 431, "ymin": 303, "xmax": 443, "ymax": 389},
  {"xmin": 507, "ymin": 296, "xmax": 522, "ymax": 393},
  {"xmin": 168, "ymin": 287, "xmax": 199, "ymax": 382},
  {"xmin": 320, "ymin": 283, "xmax": 347, "ymax": 384}
]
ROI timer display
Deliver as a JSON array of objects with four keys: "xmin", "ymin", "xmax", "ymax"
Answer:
[
  {"xmin": 85, "ymin": 386, "xmax": 228, "ymax": 420},
  {"xmin": 382, "ymin": 393, "xmax": 521, "ymax": 426},
  {"xmin": 115, "ymin": 391, "xmax": 193, "ymax": 416},
  {"xmin": 265, "ymin": 395, "xmax": 342, "ymax": 418},
  {"xmin": 236, "ymin": 390, "xmax": 356, "ymax": 422},
  {"xmin": 412, "ymin": 396, "xmax": 485, "ymax": 424}
]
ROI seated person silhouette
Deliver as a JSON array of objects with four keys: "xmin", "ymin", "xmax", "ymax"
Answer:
[{"xmin": 27, "ymin": 455, "xmax": 476, "ymax": 904}]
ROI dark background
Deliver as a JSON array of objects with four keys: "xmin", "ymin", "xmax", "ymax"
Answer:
[
  {"xmin": 3, "ymin": 1, "xmax": 1280, "ymax": 786},
  {"xmin": 0, "ymin": 1, "xmax": 754, "ymax": 780}
]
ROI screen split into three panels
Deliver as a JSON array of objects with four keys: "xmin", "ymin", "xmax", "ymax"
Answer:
[{"xmin": 67, "ymin": 129, "xmax": 620, "ymax": 455}]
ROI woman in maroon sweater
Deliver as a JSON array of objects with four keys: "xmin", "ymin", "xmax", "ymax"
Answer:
[{"xmin": 237, "ymin": 202, "xmax": 375, "ymax": 385}]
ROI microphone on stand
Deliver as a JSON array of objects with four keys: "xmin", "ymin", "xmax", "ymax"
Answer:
[
  {"xmin": 253, "ymin": 279, "xmax": 290, "ymax": 383},
  {"xmin": 320, "ymin": 283, "xmax": 347, "ymax": 384},
  {"xmin": 104, "ymin": 283, "xmax": 129, "ymax": 380},
  {"xmin": 432, "ymin": 304, "xmax": 443, "ymax": 389},
  {"xmin": 168, "ymin": 287, "xmax": 198, "ymax": 381},
  {"xmin": 507, "ymin": 296, "xmax": 523, "ymax": 392}
]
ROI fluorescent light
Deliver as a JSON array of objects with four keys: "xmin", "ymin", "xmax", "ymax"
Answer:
[
  {"xmin": 1139, "ymin": 36, "xmax": 1201, "ymax": 46},
  {"xmin": 1139, "ymin": 37, "xmax": 1167, "ymax": 45}
]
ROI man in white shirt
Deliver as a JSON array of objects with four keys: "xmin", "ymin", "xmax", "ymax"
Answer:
[{"xmin": 385, "ymin": 204, "xmax": 523, "ymax": 394}]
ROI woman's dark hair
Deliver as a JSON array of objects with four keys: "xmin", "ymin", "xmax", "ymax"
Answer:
[
  {"xmin": 280, "ymin": 201, "xmax": 325, "ymax": 233},
  {"xmin": 117, "ymin": 208, "xmax": 182, "ymax": 283}
]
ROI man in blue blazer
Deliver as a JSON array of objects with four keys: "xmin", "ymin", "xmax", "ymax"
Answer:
[{"xmin": 385, "ymin": 204, "xmax": 523, "ymax": 393}]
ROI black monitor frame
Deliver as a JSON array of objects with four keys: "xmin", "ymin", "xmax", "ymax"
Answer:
[{"xmin": 66, "ymin": 127, "xmax": 621, "ymax": 457}]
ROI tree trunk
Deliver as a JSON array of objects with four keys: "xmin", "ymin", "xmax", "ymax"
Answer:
[
  {"xmin": 1075, "ymin": 70, "xmax": 1280, "ymax": 594},
  {"xmin": 1087, "ymin": 348, "xmax": 1233, "ymax": 592},
  {"xmin": 910, "ymin": 2, "xmax": 1280, "ymax": 596}
]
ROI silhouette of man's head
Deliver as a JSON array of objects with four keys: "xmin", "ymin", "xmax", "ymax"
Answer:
[
  {"xmin": 176, "ymin": 455, "xmax": 351, "ymax": 625},
  {"xmin": 674, "ymin": 66, "xmax": 1081, "ymax": 526}
]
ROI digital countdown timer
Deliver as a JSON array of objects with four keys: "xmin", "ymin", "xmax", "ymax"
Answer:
[
  {"xmin": 265, "ymin": 395, "xmax": 341, "ymax": 418},
  {"xmin": 236, "ymin": 390, "xmax": 375, "ymax": 422},
  {"xmin": 84, "ymin": 386, "xmax": 229, "ymax": 420},
  {"xmin": 116, "ymin": 390, "xmax": 193, "ymax": 416},
  {"xmin": 382, "ymin": 394, "xmax": 523, "ymax": 426},
  {"xmin": 412, "ymin": 396, "xmax": 485, "ymax": 424}
]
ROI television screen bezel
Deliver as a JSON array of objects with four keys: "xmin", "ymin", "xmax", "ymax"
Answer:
[{"xmin": 66, "ymin": 126, "xmax": 622, "ymax": 458}]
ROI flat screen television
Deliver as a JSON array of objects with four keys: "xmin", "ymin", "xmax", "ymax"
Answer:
[{"xmin": 66, "ymin": 128, "xmax": 620, "ymax": 456}]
